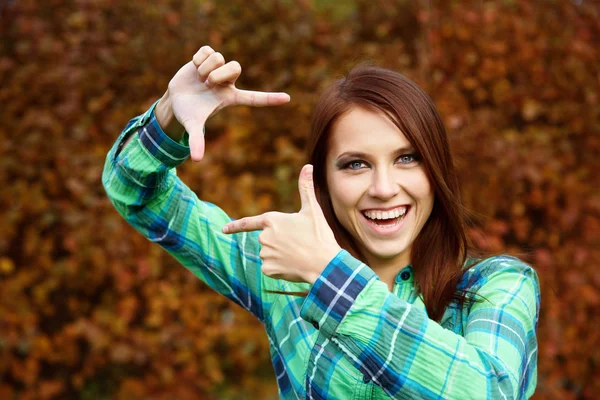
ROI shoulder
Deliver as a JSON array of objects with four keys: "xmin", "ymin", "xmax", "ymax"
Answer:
[{"xmin": 459, "ymin": 255, "xmax": 540, "ymax": 298}]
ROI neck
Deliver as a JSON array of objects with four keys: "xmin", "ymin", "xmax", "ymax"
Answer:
[{"xmin": 366, "ymin": 253, "xmax": 411, "ymax": 292}]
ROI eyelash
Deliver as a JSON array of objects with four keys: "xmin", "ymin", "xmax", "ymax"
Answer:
[{"xmin": 341, "ymin": 154, "xmax": 420, "ymax": 170}]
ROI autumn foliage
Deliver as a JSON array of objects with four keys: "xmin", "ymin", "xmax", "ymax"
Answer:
[{"xmin": 0, "ymin": 0, "xmax": 598, "ymax": 398}]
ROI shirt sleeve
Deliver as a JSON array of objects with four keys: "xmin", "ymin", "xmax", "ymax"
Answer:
[
  {"xmin": 102, "ymin": 102, "xmax": 267, "ymax": 321},
  {"xmin": 299, "ymin": 250, "xmax": 540, "ymax": 399}
]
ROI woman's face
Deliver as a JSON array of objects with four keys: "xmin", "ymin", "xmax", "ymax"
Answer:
[{"xmin": 325, "ymin": 106, "xmax": 434, "ymax": 269}]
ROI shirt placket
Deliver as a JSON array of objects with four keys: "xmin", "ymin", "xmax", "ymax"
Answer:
[{"xmin": 393, "ymin": 266, "xmax": 414, "ymax": 299}]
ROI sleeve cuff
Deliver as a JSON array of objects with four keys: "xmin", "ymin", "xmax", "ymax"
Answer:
[
  {"xmin": 137, "ymin": 109, "xmax": 191, "ymax": 168},
  {"xmin": 300, "ymin": 250, "xmax": 378, "ymax": 337}
]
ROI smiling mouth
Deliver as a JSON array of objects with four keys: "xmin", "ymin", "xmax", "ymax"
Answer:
[{"xmin": 362, "ymin": 206, "xmax": 410, "ymax": 226}]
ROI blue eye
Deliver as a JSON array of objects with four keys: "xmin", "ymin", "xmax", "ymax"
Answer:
[
  {"xmin": 347, "ymin": 160, "xmax": 366, "ymax": 170},
  {"xmin": 397, "ymin": 154, "xmax": 419, "ymax": 164}
]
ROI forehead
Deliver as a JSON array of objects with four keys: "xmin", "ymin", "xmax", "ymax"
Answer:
[{"xmin": 328, "ymin": 106, "xmax": 411, "ymax": 156}]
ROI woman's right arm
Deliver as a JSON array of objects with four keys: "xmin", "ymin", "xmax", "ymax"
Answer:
[{"xmin": 102, "ymin": 46, "xmax": 290, "ymax": 322}]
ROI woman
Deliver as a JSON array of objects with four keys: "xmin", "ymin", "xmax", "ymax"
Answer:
[{"xmin": 103, "ymin": 46, "xmax": 540, "ymax": 399}]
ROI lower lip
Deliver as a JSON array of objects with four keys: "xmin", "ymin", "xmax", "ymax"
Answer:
[{"xmin": 360, "ymin": 208, "xmax": 410, "ymax": 236}]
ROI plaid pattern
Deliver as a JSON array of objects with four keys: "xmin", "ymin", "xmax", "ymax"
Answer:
[{"xmin": 103, "ymin": 103, "xmax": 541, "ymax": 399}]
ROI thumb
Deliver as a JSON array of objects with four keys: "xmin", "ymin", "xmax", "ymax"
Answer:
[
  {"xmin": 186, "ymin": 124, "xmax": 205, "ymax": 162},
  {"xmin": 298, "ymin": 164, "xmax": 321, "ymax": 214}
]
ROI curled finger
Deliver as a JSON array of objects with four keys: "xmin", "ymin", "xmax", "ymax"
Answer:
[
  {"xmin": 206, "ymin": 61, "xmax": 242, "ymax": 87},
  {"xmin": 197, "ymin": 52, "xmax": 226, "ymax": 83},
  {"xmin": 258, "ymin": 231, "xmax": 268, "ymax": 246},
  {"xmin": 192, "ymin": 45, "xmax": 215, "ymax": 67}
]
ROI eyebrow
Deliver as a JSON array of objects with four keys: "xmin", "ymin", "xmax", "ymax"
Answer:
[{"xmin": 335, "ymin": 146, "xmax": 416, "ymax": 161}]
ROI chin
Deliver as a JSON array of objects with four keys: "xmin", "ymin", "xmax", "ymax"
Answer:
[{"xmin": 365, "ymin": 243, "xmax": 409, "ymax": 262}]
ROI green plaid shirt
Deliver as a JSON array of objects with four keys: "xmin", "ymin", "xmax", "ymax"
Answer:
[{"xmin": 103, "ymin": 102, "xmax": 540, "ymax": 399}]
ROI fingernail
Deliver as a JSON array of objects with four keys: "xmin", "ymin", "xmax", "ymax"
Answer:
[
  {"xmin": 304, "ymin": 165, "xmax": 313, "ymax": 180},
  {"xmin": 222, "ymin": 225, "xmax": 229, "ymax": 234}
]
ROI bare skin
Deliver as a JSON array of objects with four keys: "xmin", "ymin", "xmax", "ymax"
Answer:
[
  {"xmin": 223, "ymin": 165, "xmax": 342, "ymax": 284},
  {"xmin": 155, "ymin": 45, "xmax": 290, "ymax": 160},
  {"xmin": 133, "ymin": 46, "xmax": 339, "ymax": 284}
]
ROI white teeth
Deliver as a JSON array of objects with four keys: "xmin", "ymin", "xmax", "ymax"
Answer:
[{"xmin": 364, "ymin": 206, "xmax": 407, "ymax": 220}]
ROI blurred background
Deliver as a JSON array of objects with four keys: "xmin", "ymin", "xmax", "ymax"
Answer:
[{"xmin": 0, "ymin": 0, "xmax": 598, "ymax": 399}]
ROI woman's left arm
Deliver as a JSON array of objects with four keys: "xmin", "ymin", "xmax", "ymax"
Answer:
[{"xmin": 300, "ymin": 251, "xmax": 540, "ymax": 400}]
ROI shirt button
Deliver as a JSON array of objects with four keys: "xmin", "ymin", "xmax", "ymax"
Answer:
[
  {"xmin": 400, "ymin": 271, "xmax": 411, "ymax": 281},
  {"xmin": 312, "ymin": 321, "xmax": 319, "ymax": 329},
  {"xmin": 363, "ymin": 374, "xmax": 371, "ymax": 383}
]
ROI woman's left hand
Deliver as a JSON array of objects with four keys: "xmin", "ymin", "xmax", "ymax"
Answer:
[{"xmin": 222, "ymin": 165, "xmax": 342, "ymax": 284}]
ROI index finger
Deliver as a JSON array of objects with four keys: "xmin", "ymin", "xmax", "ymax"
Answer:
[
  {"xmin": 234, "ymin": 89, "xmax": 291, "ymax": 107},
  {"xmin": 222, "ymin": 215, "xmax": 267, "ymax": 234}
]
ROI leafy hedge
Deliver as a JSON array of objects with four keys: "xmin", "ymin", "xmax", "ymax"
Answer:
[{"xmin": 0, "ymin": 0, "xmax": 598, "ymax": 398}]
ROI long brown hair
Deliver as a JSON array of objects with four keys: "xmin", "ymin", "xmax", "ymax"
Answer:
[{"xmin": 308, "ymin": 65, "xmax": 475, "ymax": 322}]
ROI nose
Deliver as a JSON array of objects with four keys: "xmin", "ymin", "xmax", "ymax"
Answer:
[{"xmin": 367, "ymin": 168, "xmax": 400, "ymax": 200}]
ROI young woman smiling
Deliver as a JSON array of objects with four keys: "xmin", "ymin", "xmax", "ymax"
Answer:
[{"xmin": 103, "ymin": 46, "xmax": 540, "ymax": 399}]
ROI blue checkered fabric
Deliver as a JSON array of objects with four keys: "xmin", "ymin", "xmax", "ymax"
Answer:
[{"xmin": 103, "ymin": 103, "xmax": 540, "ymax": 399}]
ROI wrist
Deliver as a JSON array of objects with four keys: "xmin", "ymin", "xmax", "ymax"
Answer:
[
  {"xmin": 304, "ymin": 246, "xmax": 342, "ymax": 285},
  {"xmin": 156, "ymin": 90, "xmax": 185, "ymax": 142}
]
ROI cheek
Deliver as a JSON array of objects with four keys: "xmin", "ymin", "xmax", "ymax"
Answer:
[
  {"xmin": 327, "ymin": 177, "xmax": 363, "ymax": 221},
  {"xmin": 403, "ymin": 169, "xmax": 434, "ymax": 210},
  {"xmin": 419, "ymin": 176, "xmax": 433, "ymax": 201},
  {"xmin": 414, "ymin": 171, "xmax": 434, "ymax": 214}
]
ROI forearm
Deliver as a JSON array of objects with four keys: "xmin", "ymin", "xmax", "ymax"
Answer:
[
  {"xmin": 103, "ymin": 105, "xmax": 269, "ymax": 320},
  {"xmin": 103, "ymin": 102, "xmax": 189, "ymax": 204},
  {"xmin": 114, "ymin": 93, "xmax": 185, "ymax": 153},
  {"xmin": 300, "ymin": 252, "xmax": 539, "ymax": 399},
  {"xmin": 328, "ymin": 283, "xmax": 517, "ymax": 399}
]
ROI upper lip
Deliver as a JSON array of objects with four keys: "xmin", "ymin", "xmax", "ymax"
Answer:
[{"xmin": 361, "ymin": 205, "xmax": 410, "ymax": 212}]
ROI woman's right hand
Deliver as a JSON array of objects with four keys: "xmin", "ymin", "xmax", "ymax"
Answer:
[{"xmin": 155, "ymin": 45, "xmax": 290, "ymax": 162}]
